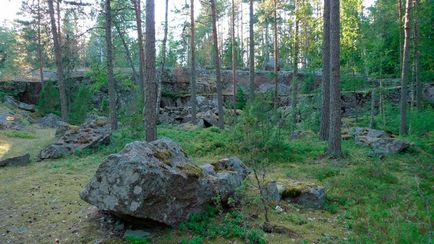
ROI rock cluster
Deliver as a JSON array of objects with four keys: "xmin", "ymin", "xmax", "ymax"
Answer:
[
  {"xmin": 159, "ymin": 96, "xmax": 221, "ymax": 128},
  {"xmin": 39, "ymin": 117, "xmax": 111, "ymax": 160},
  {"xmin": 263, "ymin": 179, "xmax": 326, "ymax": 209},
  {"xmin": 80, "ymin": 138, "xmax": 249, "ymax": 226},
  {"xmin": 351, "ymin": 127, "xmax": 410, "ymax": 154}
]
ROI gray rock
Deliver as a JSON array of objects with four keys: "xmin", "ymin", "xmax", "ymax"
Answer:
[
  {"xmin": 351, "ymin": 127, "xmax": 410, "ymax": 154},
  {"xmin": 39, "ymin": 117, "xmax": 111, "ymax": 160},
  {"xmin": 423, "ymin": 84, "xmax": 434, "ymax": 104},
  {"xmin": 17, "ymin": 102, "xmax": 35, "ymax": 112},
  {"xmin": 292, "ymin": 186, "xmax": 326, "ymax": 209},
  {"xmin": 4, "ymin": 96, "xmax": 35, "ymax": 112},
  {"xmin": 0, "ymin": 153, "xmax": 31, "ymax": 167},
  {"xmin": 263, "ymin": 180, "xmax": 326, "ymax": 209},
  {"xmin": 371, "ymin": 138, "xmax": 410, "ymax": 154},
  {"xmin": 36, "ymin": 113, "xmax": 65, "ymax": 128},
  {"xmin": 200, "ymin": 164, "xmax": 216, "ymax": 176},
  {"xmin": 80, "ymin": 138, "xmax": 249, "ymax": 226},
  {"xmin": 263, "ymin": 181, "xmax": 281, "ymax": 202}
]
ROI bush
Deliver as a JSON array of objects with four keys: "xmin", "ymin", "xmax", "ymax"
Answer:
[
  {"xmin": 69, "ymin": 85, "xmax": 93, "ymax": 124},
  {"xmin": 36, "ymin": 80, "xmax": 60, "ymax": 116}
]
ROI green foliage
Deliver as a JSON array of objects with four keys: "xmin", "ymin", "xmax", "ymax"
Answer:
[
  {"xmin": 84, "ymin": 65, "xmax": 108, "ymax": 93},
  {"xmin": 69, "ymin": 85, "xmax": 93, "ymax": 124},
  {"xmin": 125, "ymin": 235, "xmax": 149, "ymax": 244},
  {"xmin": 235, "ymin": 85, "xmax": 247, "ymax": 110},
  {"xmin": 180, "ymin": 207, "xmax": 265, "ymax": 244},
  {"xmin": 340, "ymin": 74, "xmax": 370, "ymax": 91},
  {"xmin": 36, "ymin": 80, "xmax": 60, "ymax": 116},
  {"xmin": 234, "ymin": 95, "xmax": 288, "ymax": 163}
]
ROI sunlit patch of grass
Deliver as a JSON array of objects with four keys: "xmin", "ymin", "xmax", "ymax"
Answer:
[{"xmin": 0, "ymin": 128, "xmax": 55, "ymax": 160}]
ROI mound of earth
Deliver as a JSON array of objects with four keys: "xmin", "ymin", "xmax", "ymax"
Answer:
[{"xmin": 80, "ymin": 138, "xmax": 249, "ymax": 226}]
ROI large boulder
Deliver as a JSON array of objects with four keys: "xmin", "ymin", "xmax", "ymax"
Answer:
[
  {"xmin": 351, "ymin": 127, "xmax": 410, "ymax": 154},
  {"xmin": 264, "ymin": 179, "xmax": 326, "ymax": 209},
  {"xmin": 80, "ymin": 138, "xmax": 249, "ymax": 226},
  {"xmin": 38, "ymin": 117, "xmax": 111, "ymax": 160}
]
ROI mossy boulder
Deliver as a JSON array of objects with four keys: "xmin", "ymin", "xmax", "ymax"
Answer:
[
  {"xmin": 80, "ymin": 138, "xmax": 249, "ymax": 226},
  {"xmin": 264, "ymin": 179, "xmax": 326, "ymax": 209}
]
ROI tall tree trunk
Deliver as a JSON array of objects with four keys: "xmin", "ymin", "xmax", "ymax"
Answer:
[
  {"xmin": 398, "ymin": 0, "xmax": 403, "ymax": 70},
  {"xmin": 131, "ymin": 0, "xmax": 145, "ymax": 96},
  {"xmin": 291, "ymin": 9, "xmax": 299, "ymax": 129},
  {"xmin": 210, "ymin": 0, "xmax": 225, "ymax": 129},
  {"xmin": 37, "ymin": 0, "xmax": 44, "ymax": 85},
  {"xmin": 48, "ymin": 0, "xmax": 68, "ymax": 122},
  {"xmin": 114, "ymin": 23, "xmax": 139, "ymax": 85},
  {"xmin": 319, "ymin": 0, "xmax": 330, "ymax": 141},
  {"xmin": 190, "ymin": 0, "xmax": 197, "ymax": 123},
  {"xmin": 56, "ymin": 0, "xmax": 61, "ymax": 46},
  {"xmin": 105, "ymin": 0, "xmax": 117, "ymax": 130},
  {"xmin": 249, "ymin": 0, "xmax": 255, "ymax": 101},
  {"xmin": 327, "ymin": 0, "xmax": 342, "ymax": 157},
  {"xmin": 273, "ymin": 0, "xmax": 279, "ymax": 107},
  {"xmin": 413, "ymin": 0, "xmax": 421, "ymax": 111},
  {"xmin": 265, "ymin": 23, "xmax": 269, "ymax": 68},
  {"xmin": 157, "ymin": 0, "xmax": 169, "ymax": 116},
  {"xmin": 144, "ymin": 0, "xmax": 157, "ymax": 141},
  {"xmin": 240, "ymin": 0, "xmax": 244, "ymax": 67},
  {"xmin": 232, "ymin": 0, "xmax": 237, "ymax": 108},
  {"xmin": 400, "ymin": 0, "xmax": 411, "ymax": 136}
]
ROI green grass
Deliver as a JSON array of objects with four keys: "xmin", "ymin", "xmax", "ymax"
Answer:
[
  {"xmin": 0, "ymin": 130, "xmax": 36, "ymax": 139},
  {"xmin": 0, "ymin": 113, "xmax": 432, "ymax": 243}
]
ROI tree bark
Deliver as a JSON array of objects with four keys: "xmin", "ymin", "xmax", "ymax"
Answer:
[
  {"xmin": 248, "ymin": 0, "xmax": 255, "ymax": 101},
  {"xmin": 398, "ymin": 0, "xmax": 404, "ymax": 70},
  {"xmin": 413, "ymin": 0, "xmax": 421, "ymax": 111},
  {"xmin": 319, "ymin": 0, "xmax": 330, "ymax": 141},
  {"xmin": 131, "ymin": 0, "xmax": 145, "ymax": 96},
  {"xmin": 37, "ymin": 0, "xmax": 44, "ymax": 85},
  {"xmin": 400, "ymin": 0, "xmax": 411, "ymax": 136},
  {"xmin": 157, "ymin": 0, "xmax": 169, "ymax": 116},
  {"xmin": 105, "ymin": 0, "xmax": 117, "ymax": 130},
  {"xmin": 291, "ymin": 7, "xmax": 299, "ymax": 129},
  {"xmin": 210, "ymin": 0, "xmax": 225, "ymax": 129},
  {"xmin": 48, "ymin": 0, "xmax": 68, "ymax": 122},
  {"xmin": 144, "ymin": 0, "xmax": 157, "ymax": 141},
  {"xmin": 327, "ymin": 0, "xmax": 342, "ymax": 157},
  {"xmin": 232, "ymin": 0, "xmax": 237, "ymax": 108},
  {"xmin": 190, "ymin": 0, "xmax": 197, "ymax": 123},
  {"xmin": 273, "ymin": 0, "xmax": 279, "ymax": 107}
]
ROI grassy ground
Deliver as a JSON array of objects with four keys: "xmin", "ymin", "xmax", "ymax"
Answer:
[{"xmin": 0, "ymin": 123, "xmax": 432, "ymax": 243}]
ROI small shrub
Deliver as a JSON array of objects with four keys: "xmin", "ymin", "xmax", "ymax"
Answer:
[{"xmin": 36, "ymin": 80, "xmax": 60, "ymax": 116}]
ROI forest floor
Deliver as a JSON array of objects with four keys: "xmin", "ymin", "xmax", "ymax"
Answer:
[{"xmin": 0, "ymin": 124, "xmax": 432, "ymax": 243}]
